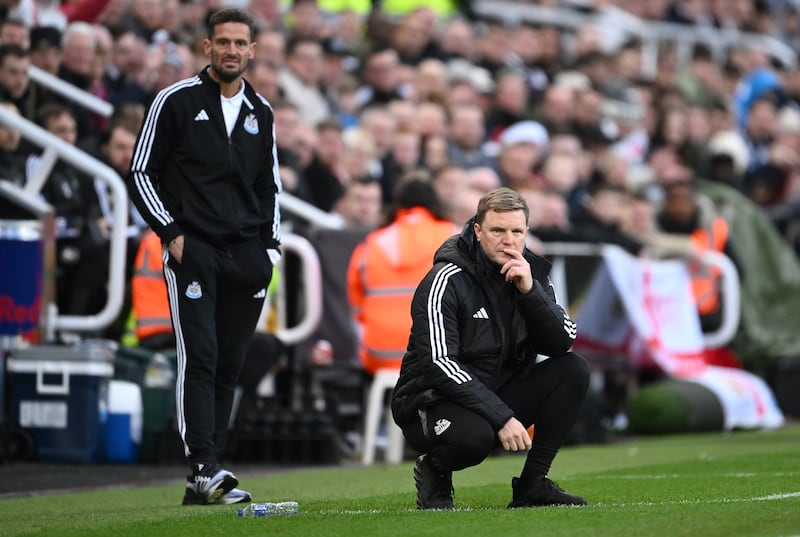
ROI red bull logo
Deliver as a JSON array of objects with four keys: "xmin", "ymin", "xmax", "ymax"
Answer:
[
  {"xmin": 0, "ymin": 295, "xmax": 41, "ymax": 329},
  {"xmin": 0, "ymin": 230, "xmax": 43, "ymax": 336}
]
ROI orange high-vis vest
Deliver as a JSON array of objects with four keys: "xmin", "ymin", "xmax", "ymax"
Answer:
[
  {"xmin": 131, "ymin": 230, "xmax": 172, "ymax": 341},
  {"xmin": 689, "ymin": 217, "xmax": 728, "ymax": 315},
  {"xmin": 347, "ymin": 207, "xmax": 458, "ymax": 375}
]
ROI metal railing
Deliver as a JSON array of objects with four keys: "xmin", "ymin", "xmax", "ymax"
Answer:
[
  {"xmin": 0, "ymin": 106, "xmax": 128, "ymax": 339},
  {"xmin": 473, "ymin": 1, "xmax": 797, "ymax": 73},
  {"xmin": 272, "ymin": 232, "xmax": 323, "ymax": 346},
  {"xmin": 542, "ymin": 241, "xmax": 741, "ymax": 350},
  {"xmin": 27, "ymin": 65, "xmax": 114, "ymax": 119}
]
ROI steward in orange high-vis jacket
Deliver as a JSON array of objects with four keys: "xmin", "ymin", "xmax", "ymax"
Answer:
[
  {"xmin": 347, "ymin": 178, "xmax": 458, "ymax": 376},
  {"xmin": 131, "ymin": 229, "xmax": 173, "ymax": 348}
]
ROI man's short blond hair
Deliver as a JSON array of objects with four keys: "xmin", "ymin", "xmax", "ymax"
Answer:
[{"xmin": 476, "ymin": 187, "xmax": 529, "ymax": 225}]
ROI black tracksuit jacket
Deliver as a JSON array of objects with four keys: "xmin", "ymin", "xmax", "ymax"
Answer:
[
  {"xmin": 391, "ymin": 217, "xmax": 578, "ymax": 431},
  {"xmin": 127, "ymin": 67, "xmax": 281, "ymax": 250}
]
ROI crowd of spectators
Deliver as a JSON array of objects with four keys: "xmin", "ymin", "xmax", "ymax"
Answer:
[{"xmin": 2, "ymin": 0, "xmax": 800, "ymax": 345}]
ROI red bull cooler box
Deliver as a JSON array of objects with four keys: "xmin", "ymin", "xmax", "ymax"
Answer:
[
  {"xmin": 6, "ymin": 341, "xmax": 115, "ymax": 463},
  {"xmin": 0, "ymin": 219, "xmax": 44, "ymax": 346}
]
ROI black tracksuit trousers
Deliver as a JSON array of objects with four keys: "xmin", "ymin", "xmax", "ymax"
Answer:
[
  {"xmin": 401, "ymin": 352, "xmax": 590, "ymax": 483},
  {"xmin": 163, "ymin": 235, "xmax": 272, "ymax": 465}
]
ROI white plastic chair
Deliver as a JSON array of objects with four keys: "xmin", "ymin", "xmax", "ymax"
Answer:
[{"xmin": 361, "ymin": 369, "xmax": 404, "ymax": 465}]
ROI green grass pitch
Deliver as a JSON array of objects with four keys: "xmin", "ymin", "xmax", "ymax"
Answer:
[{"xmin": 1, "ymin": 424, "xmax": 798, "ymax": 537}]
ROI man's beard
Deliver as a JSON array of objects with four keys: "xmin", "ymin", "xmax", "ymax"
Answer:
[{"xmin": 214, "ymin": 60, "xmax": 246, "ymax": 83}]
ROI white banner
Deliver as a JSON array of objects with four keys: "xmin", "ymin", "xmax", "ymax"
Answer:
[{"xmin": 575, "ymin": 245, "xmax": 784, "ymax": 430}]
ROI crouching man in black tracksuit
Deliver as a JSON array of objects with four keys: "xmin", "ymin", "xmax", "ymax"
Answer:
[
  {"xmin": 127, "ymin": 9, "xmax": 281, "ymax": 505},
  {"xmin": 391, "ymin": 187, "xmax": 589, "ymax": 510}
]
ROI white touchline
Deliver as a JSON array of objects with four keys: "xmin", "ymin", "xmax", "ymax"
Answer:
[
  {"xmin": 753, "ymin": 492, "xmax": 800, "ymax": 501},
  {"xmin": 587, "ymin": 471, "xmax": 799, "ymax": 480},
  {"xmin": 595, "ymin": 492, "xmax": 800, "ymax": 508},
  {"xmin": 316, "ymin": 492, "xmax": 800, "ymax": 515}
]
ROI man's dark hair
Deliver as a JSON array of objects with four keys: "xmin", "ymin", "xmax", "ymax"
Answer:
[
  {"xmin": 285, "ymin": 34, "xmax": 321, "ymax": 56},
  {"xmin": 476, "ymin": 187, "xmax": 529, "ymax": 225},
  {"xmin": 35, "ymin": 102, "xmax": 73, "ymax": 129},
  {"xmin": 207, "ymin": 8, "xmax": 257, "ymax": 41},
  {"xmin": 100, "ymin": 105, "xmax": 144, "ymax": 145},
  {"xmin": 692, "ymin": 43, "xmax": 714, "ymax": 63},
  {"xmin": 386, "ymin": 173, "xmax": 446, "ymax": 223},
  {"xmin": 395, "ymin": 173, "xmax": 436, "ymax": 208},
  {"xmin": 0, "ymin": 43, "xmax": 27, "ymax": 65}
]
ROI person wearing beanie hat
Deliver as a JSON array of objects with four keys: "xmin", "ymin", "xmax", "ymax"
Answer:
[
  {"xmin": 706, "ymin": 130, "xmax": 751, "ymax": 187},
  {"xmin": 29, "ymin": 26, "xmax": 61, "ymax": 76}
]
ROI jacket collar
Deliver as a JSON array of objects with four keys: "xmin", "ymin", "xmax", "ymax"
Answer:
[{"xmin": 434, "ymin": 215, "xmax": 552, "ymax": 280}]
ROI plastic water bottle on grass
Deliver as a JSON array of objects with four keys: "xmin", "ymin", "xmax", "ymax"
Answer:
[{"xmin": 238, "ymin": 502, "xmax": 299, "ymax": 517}]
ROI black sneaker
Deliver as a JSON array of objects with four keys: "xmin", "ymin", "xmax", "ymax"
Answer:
[
  {"xmin": 188, "ymin": 463, "xmax": 238, "ymax": 505},
  {"xmin": 182, "ymin": 477, "xmax": 252, "ymax": 505},
  {"xmin": 414, "ymin": 454, "xmax": 454, "ymax": 510},
  {"xmin": 507, "ymin": 476, "xmax": 586, "ymax": 508}
]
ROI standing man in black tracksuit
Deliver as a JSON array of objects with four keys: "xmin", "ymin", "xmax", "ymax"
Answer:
[
  {"xmin": 127, "ymin": 9, "xmax": 281, "ymax": 506},
  {"xmin": 391, "ymin": 187, "xmax": 590, "ymax": 510}
]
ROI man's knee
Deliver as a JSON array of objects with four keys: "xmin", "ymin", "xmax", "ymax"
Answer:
[{"xmin": 435, "ymin": 422, "xmax": 495, "ymax": 471}]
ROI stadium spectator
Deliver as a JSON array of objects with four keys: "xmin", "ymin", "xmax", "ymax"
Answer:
[
  {"xmin": 655, "ymin": 180, "xmax": 743, "ymax": 333},
  {"xmin": 741, "ymin": 96, "xmax": 781, "ymax": 173},
  {"xmin": 278, "ymin": 35, "xmax": 330, "ymax": 126},
  {"xmin": 26, "ymin": 103, "xmax": 103, "ymax": 316},
  {"xmin": 253, "ymin": 27, "xmax": 286, "ymax": 67},
  {"xmin": 414, "ymin": 99, "xmax": 448, "ymax": 139},
  {"xmin": 570, "ymin": 181, "xmax": 643, "ymax": 255},
  {"xmin": 28, "ymin": 26, "xmax": 61, "ymax": 76},
  {"xmin": 536, "ymin": 83, "xmax": 575, "ymax": 134},
  {"xmin": 485, "ymin": 69, "xmax": 531, "ymax": 141},
  {"xmin": 102, "ymin": 29, "xmax": 148, "ymax": 107},
  {"xmin": 438, "ymin": 16, "xmax": 476, "ymax": 62},
  {"xmin": 431, "ymin": 164, "xmax": 466, "ymax": 221},
  {"xmin": 493, "ymin": 120, "xmax": 548, "ymax": 190},
  {"xmin": 0, "ymin": 100, "xmax": 24, "ymax": 183},
  {"xmin": 354, "ymin": 46, "xmax": 411, "ymax": 110},
  {"xmin": 475, "ymin": 16, "xmax": 514, "ymax": 76},
  {"xmin": 120, "ymin": 0, "xmax": 166, "ymax": 43},
  {"xmin": 466, "ymin": 165, "xmax": 500, "ymax": 194},
  {"xmin": 332, "ymin": 175, "xmax": 383, "ymax": 229},
  {"xmin": 0, "ymin": 16, "xmax": 29, "ymax": 49},
  {"xmin": 359, "ymin": 104, "xmax": 398, "ymax": 201},
  {"xmin": 538, "ymin": 151, "xmax": 585, "ymax": 217},
  {"xmin": 248, "ymin": 0, "xmax": 284, "ymax": 31},
  {"xmin": 389, "ymin": 7, "xmax": 441, "ymax": 65},
  {"xmin": 57, "ymin": 22, "xmax": 97, "ymax": 141},
  {"xmin": 301, "ymin": 119, "xmax": 348, "ymax": 212},
  {"xmin": 320, "ymin": 36, "xmax": 355, "ymax": 115},
  {"xmin": 447, "ymin": 102, "xmax": 491, "ymax": 169},
  {"xmin": 246, "ymin": 57, "xmax": 281, "ymax": 102},
  {"xmin": 421, "ymin": 133, "xmax": 449, "ymax": 171},
  {"xmin": 341, "ymin": 126, "xmax": 380, "ymax": 182},
  {"xmin": 412, "ymin": 58, "xmax": 448, "ymax": 104},
  {"xmin": 385, "ymin": 129, "xmax": 421, "ymax": 181},
  {"xmin": 285, "ymin": 0, "xmax": 327, "ymax": 40},
  {"xmin": 0, "ymin": 44, "xmax": 35, "ymax": 120}
]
